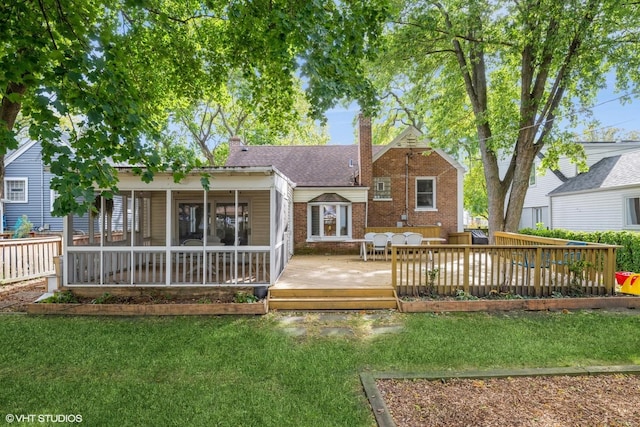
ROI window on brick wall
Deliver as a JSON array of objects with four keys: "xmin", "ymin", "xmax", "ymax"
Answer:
[
  {"xmin": 373, "ymin": 177, "xmax": 391, "ymax": 200},
  {"xmin": 415, "ymin": 177, "xmax": 436, "ymax": 210},
  {"xmin": 308, "ymin": 203, "xmax": 351, "ymax": 239}
]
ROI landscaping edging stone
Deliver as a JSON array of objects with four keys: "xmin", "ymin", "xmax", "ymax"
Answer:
[
  {"xmin": 398, "ymin": 296, "xmax": 640, "ymax": 312},
  {"xmin": 26, "ymin": 299, "xmax": 268, "ymax": 316}
]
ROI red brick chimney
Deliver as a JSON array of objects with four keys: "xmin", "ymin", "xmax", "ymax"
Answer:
[
  {"xmin": 358, "ymin": 114, "xmax": 373, "ymax": 187},
  {"xmin": 229, "ymin": 135, "xmax": 242, "ymax": 148}
]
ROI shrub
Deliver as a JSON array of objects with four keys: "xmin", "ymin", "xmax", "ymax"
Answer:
[{"xmin": 519, "ymin": 228, "xmax": 640, "ymax": 273}]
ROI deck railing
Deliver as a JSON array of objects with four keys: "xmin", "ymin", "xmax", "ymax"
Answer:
[
  {"xmin": 66, "ymin": 246, "xmax": 270, "ymax": 286},
  {"xmin": 0, "ymin": 236, "xmax": 62, "ymax": 284},
  {"xmin": 391, "ymin": 242, "xmax": 618, "ymax": 297}
]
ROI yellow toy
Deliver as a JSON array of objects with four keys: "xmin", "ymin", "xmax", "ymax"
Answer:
[{"xmin": 620, "ymin": 273, "xmax": 640, "ymax": 295}]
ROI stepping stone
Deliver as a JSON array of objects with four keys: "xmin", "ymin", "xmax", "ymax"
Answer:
[
  {"xmin": 319, "ymin": 327, "xmax": 354, "ymax": 337},
  {"xmin": 277, "ymin": 316, "xmax": 306, "ymax": 325},
  {"xmin": 317, "ymin": 314, "xmax": 352, "ymax": 322},
  {"xmin": 281, "ymin": 327, "xmax": 307, "ymax": 337},
  {"xmin": 370, "ymin": 325, "xmax": 404, "ymax": 336}
]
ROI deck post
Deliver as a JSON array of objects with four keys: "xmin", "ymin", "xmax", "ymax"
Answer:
[
  {"xmin": 391, "ymin": 246, "xmax": 397, "ymax": 293},
  {"xmin": 463, "ymin": 246, "xmax": 470, "ymax": 293},
  {"xmin": 533, "ymin": 247, "xmax": 542, "ymax": 295}
]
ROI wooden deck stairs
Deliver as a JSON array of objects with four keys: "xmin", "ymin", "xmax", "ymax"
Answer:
[{"xmin": 268, "ymin": 287, "xmax": 398, "ymax": 310}]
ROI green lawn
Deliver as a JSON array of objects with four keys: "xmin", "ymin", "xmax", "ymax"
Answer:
[{"xmin": 1, "ymin": 311, "xmax": 639, "ymax": 426}]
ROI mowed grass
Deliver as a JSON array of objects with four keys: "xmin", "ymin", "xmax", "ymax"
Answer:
[{"xmin": 0, "ymin": 311, "xmax": 639, "ymax": 426}]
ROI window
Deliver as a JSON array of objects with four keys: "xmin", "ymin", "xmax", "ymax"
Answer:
[
  {"xmin": 50, "ymin": 190, "xmax": 58, "ymax": 212},
  {"xmin": 529, "ymin": 166, "xmax": 536, "ymax": 186},
  {"xmin": 415, "ymin": 177, "xmax": 436, "ymax": 210},
  {"xmin": 373, "ymin": 177, "xmax": 391, "ymax": 199},
  {"xmin": 308, "ymin": 203, "xmax": 351, "ymax": 239},
  {"xmin": 626, "ymin": 197, "xmax": 640, "ymax": 227},
  {"xmin": 4, "ymin": 178, "xmax": 27, "ymax": 203}
]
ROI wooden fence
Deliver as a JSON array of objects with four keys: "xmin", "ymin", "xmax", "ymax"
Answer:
[
  {"xmin": 0, "ymin": 236, "xmax": 62, "ymax": 284},
  {"xmin": 391, "ymin": 240, "xmax": 618, "ymax": 297}
]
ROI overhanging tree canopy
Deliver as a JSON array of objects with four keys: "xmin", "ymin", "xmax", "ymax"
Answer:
[
  {"xmin": 369, "ymin": 0, "xmax": 640, "ymax": 237},
  {"xmin": 0, "ymin": 0, "xmax": 388, "ymax": 214}
]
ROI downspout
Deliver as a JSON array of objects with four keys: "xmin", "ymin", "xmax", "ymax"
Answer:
[
  {"xmin": 405, "ymin": 153, "xmax": 410, "ymax": 225},
  {"xmin": 41, "ymin": 159, "xmax": 45, "ymax": 228}
]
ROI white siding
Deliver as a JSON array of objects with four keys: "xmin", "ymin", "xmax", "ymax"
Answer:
[
  {"xmin": 150, "ymin": 191, "xmax": 167, "ymax": 245},
  {"xmin": 245, "ymin": 191, "xmax": 270, "ymax": 245},
  {"xmin": 550, "ymin": 190, "xmax": 625, "ymax": 231},
  {"xmin": 293, "ymin": 188, "xmax": 367, "ymax": 203}
]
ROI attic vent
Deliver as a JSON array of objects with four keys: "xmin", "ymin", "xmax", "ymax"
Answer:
[
  {"xmin": 349, "ymin": 159, "xmax": 354, "ymax": 167},
  {"xmin": 406, "ymin": 134, "xmax": 418, "ymax": 144},
  {"xmin": 241, "ymin": 147, "xmax": 249, "ymax": 152}
]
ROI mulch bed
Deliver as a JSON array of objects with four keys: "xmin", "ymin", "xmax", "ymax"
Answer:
[
  {"xmin": 377, "ymin": 375, "xmax": 640, "ymax": 426},
  {"xmin": 0, "ymin": 279, "xmax": 46, "ymax": 312}
]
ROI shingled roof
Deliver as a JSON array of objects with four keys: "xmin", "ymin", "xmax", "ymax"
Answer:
[
  {"xmin": 549, "ymin": 149, "xmax": 640, "ymax": 195},
  {"xmin": 225, "ymin": 144, "xmax": 384, "ymax": 187}
]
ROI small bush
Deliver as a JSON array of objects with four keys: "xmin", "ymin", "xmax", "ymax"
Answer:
[
  {"xmin": 519, "ymin": 228, "xmax": 640, "ymax": 273},
  {"xmin": 40, "ymin": 291, "xmax": 78, "ymax": 304},
  {"xmin": 233, "ymin": 292, "xmax": 258, "ymax": 303}
]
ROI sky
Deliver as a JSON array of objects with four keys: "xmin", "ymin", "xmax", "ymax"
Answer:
[{"xmin": 324, "ymin": 86, "xmax": 640, "ymax": 145}]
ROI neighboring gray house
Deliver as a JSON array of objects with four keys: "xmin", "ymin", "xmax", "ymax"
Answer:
[
  {"xmin": 508, "ymin": 141, "xmax": 640, "ymax": 230},
  {"xmin": 2, "ymin": 140, "xmax": 62, "ymax": 233},
  {"xmin": 548, "ymin": 149, "xmax": 640, "ymax": 232}
]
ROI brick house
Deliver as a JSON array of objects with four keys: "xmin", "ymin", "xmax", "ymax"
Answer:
[{"xmin": 226, "ymin": 116, "xmax": 465, "ymax": 253}]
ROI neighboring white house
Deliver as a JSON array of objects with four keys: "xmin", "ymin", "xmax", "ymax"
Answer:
[
  {"xmin": 548, "ymin": 149, "xmax": 640, "ymax": 232},
  {"xmin": 513, "ymin": 141, "xmax": 640, "ymax": 230}
]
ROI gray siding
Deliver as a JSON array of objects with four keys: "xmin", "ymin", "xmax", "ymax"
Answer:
[{"xmin": 4, "ymin": 141, "xmax": 64, "ymax": 232}]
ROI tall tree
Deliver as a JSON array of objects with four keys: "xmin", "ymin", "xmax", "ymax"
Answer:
[
  {"xmin": 173, "ymin": 76, "xmax": 330, "ymax": 166},
  {"xmin": 0, "ymin": 0, "xmax": 387, "ymax": 214},
  {"xmin": 369, "ymin": 0, "xmax": 640, "ymax": 237}
]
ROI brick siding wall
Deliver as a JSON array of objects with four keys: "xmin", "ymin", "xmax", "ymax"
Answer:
[{"xmin": 369, "ymin": 148, "xmax": 458, "ymax": 237}]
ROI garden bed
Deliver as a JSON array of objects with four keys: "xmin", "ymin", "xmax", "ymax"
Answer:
[
  {"xmin": 27, "ymin": 300, "xmax": 268, "ymax": 315},
  {"xmin": 26, "ymin": 288, "xmax": 268, "ymax": 316},
  {"xmin": 398, "ymin": 295, "xmax": 640, "ymax": 312}
]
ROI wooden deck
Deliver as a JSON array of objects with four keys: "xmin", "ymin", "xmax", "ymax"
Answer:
[{"xmin": 269, "ymin": 255, "xmax": 397, "ymax": 310}]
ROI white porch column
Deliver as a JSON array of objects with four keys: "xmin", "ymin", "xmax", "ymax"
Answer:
[{"xmin": 165, "ymin": 189, "xmax": 172, "ymax": 286}]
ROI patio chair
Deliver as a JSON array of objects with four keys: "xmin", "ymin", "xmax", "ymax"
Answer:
[
  {"xmin": 388, "ymin": 233, "xmax": 407, "ymax": 258},
  {"xmin": 371, "ymin": 233, "xmax": 390, "ymax": 261},
  {"xmin": 405, "ymin": 233, "xmax": 423, "ymax": 245},
  {"xmin": 182, "ymin": 239, "xmax": 203, "ymax": 246},
  {"xmin": 363, "ymin": 232, "xmax": 376, "ymax": 258}
]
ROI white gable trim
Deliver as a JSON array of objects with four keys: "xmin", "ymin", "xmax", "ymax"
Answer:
[
  {"xmin": 5, "ymin": 140, "xmax": 39, "ymax": 166},
  {"xmin": 372, "ymin": 126, "xmax": 466, "ymax": 172}
]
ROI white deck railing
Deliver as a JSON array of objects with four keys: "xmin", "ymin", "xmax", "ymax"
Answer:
[
  {"xmin": 0, "ymin": 236, "xmax": 62, "ymax": 284},
  {"xmin": 66, "ymin": 246, "xmax": 271, "ymax": 286}
]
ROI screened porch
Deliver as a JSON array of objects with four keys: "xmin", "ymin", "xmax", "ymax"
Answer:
[{"xmin": 62, "ymin": 167, "xmax": 293, "ymax": 288}]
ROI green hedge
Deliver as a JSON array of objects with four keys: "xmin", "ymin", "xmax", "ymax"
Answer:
[{"xmin": 519, "ymin": 228, "xmax": 640, "ymax": 273}]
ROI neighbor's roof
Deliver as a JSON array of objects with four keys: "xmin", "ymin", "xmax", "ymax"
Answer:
[
  {"xmin": 225, "ymin": 145, "xmax": 384, "ymax": 187},
  {"xmin": 548, "ymin": 149, "xmax": 640, "ymax": 196}
]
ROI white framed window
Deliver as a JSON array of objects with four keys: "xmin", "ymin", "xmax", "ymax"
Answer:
[
  {"xmin": 50, "ymin": 190, "xmax": 58, "ymax": 212},
  {"xmin": 4, "ymin": 178, "xmax": 28, "ymax": 203},
  {"xmin": 529, "ymin": 165, "xmax": 537, "ymax": 186},
  {"xmin": 625, "ymin": 196, "xmax": 640, "ymax": 228},
  {"xmin": 415, "ymin": 177, "xmax": 436, "ymax": 210},
  {"xmin": 308, "ymin": 203, "xmax": 351, "ymax": 239}
]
